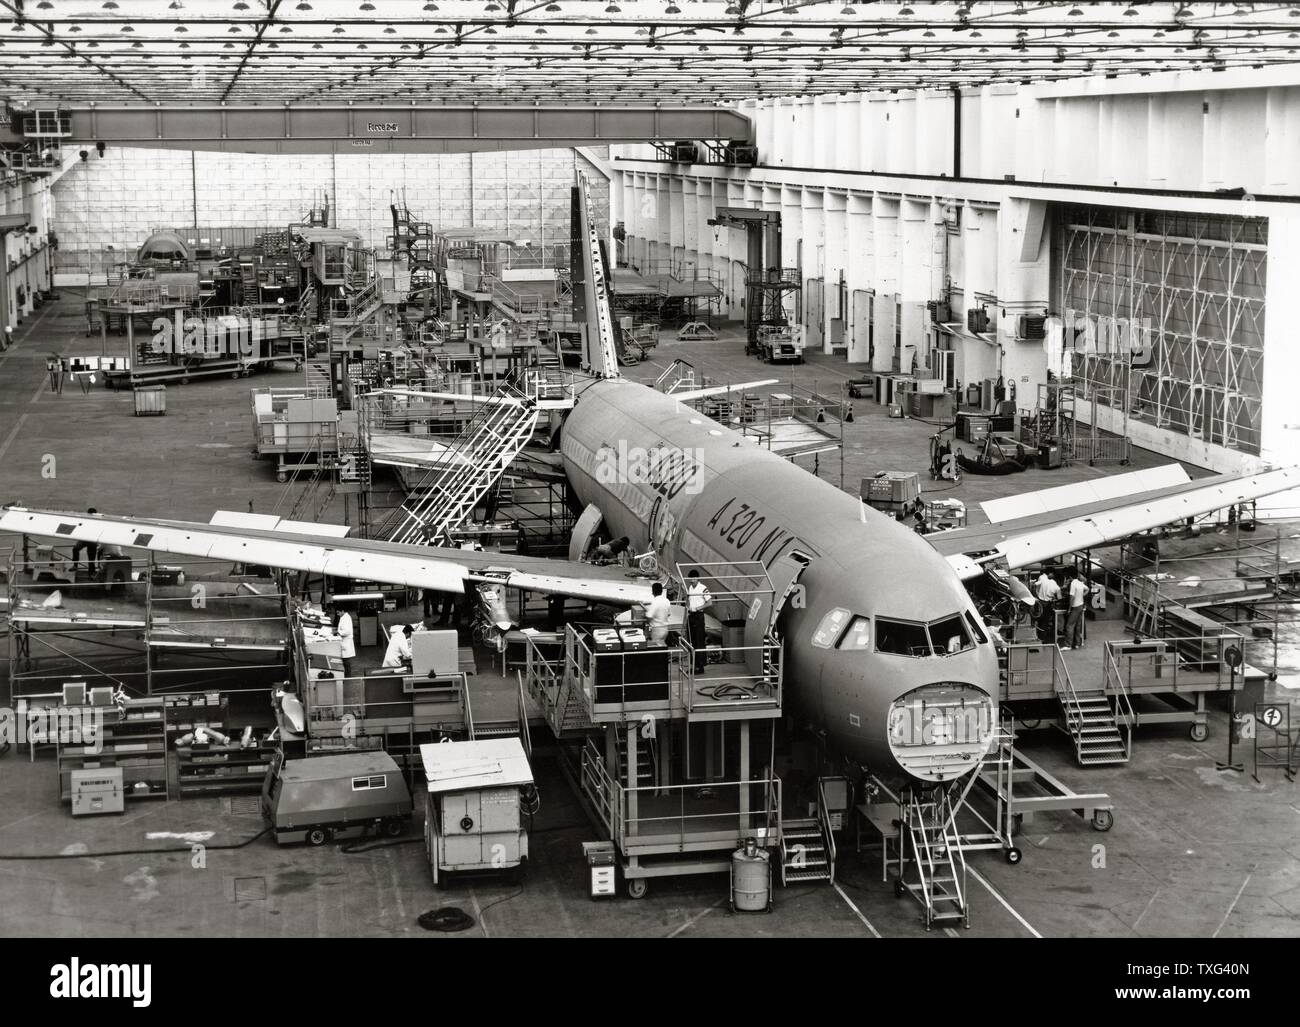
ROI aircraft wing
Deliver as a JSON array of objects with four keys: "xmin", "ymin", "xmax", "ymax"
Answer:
[
  {"xmin": 667, "ymin": 380, "xmax": 780, "ymax": 403},
  {"xmin": 0, "ymin": 507, "xmax": 655, "ymax": 606},
  {"xmin": 927, "ymin": 465, "xmax": 1300, "ymax": 580}
]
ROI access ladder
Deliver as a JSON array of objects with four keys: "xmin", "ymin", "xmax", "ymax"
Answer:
[
  {"xmin": 897, "ymin": 787, "xmax": 969, "ymax": 930},
  {"xmin": 378, "ymin": 377, "xmax": 540, "ymax": 546}
]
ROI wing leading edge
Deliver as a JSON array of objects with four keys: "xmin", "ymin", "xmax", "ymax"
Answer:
[
  {"xmin": 930, "ymin": 465, "xmax": 1299, "ymax": 580},
  {"xmin": 0, "ymin": 507, "xmax": 655, "ymax": 606}
]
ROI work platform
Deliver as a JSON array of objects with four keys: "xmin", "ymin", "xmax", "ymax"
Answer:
[{"xmin": 4, "ymin": 544, "xmax": 292, "ymax": 700}]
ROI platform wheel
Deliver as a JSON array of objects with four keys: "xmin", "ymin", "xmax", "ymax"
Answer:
[
  {"xmin": 1091, "ymin": 809, "xmax": 1114, "ymax": 833},
  {"xmin": 1010, "ymin": 813, "xmax": 1024, "ymax": 837},
  {"xmin": 893, "ymin": 878, "xmax": 907, "ymax": 898},
  {"xmin": 307, "ymin": 827, "xmax": 330, "ymax": 847},
  {"xmin": 1189, "ymin": 722, "xmax": 1209, "ymax": 743},
  {"xmin": 1005, "ymin": 847, "xmax": 1023, "ymax": 865},
  {"xmin": 178, "ymin": 375, "xmax": 190, "ymax": 386},
  {"xmin": 381, "ymin": 817, "xmax": 404, "ymax": 838},
  {"xmin": 276, "ymin": 472, "xmax": 288, "ymax": 483},
  {"xmin": 231, "ymin": 370, "xmax": 242, "ymax": 380},
  {"xmin": 627, "ymin": 878, "xmax": 648, "ymax": 900}
]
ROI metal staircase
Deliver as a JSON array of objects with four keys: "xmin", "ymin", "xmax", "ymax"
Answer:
[
  {"xmin": 377, "ymin": 376, "xmax": 541, "ymax": 545},
  {"xmin": 335, "ymin": 278, "xmax": 383, "ymax": 345},
  {"xmin": 654, "ymin": 358, "xmax": 697, "ymax": 394},
  {"xmin": 779, "ymin": 777, "xmax": 837, "ymax": 885},
  {"xmin": 1058, "ymin": 644, "xmax": 1132, "ymax": 766},
  {"xmin": 303, "ymin": 359, "xmax": 332, "ymax": 398},
  {"xmin": 780, "ymin": 818, "xmax": 832, "ymax": 884},
  {"xmin": 271, "ymin": 431, "xmax": 335, "ymax": 520},
  {"xmin": 614, "ymin": 730, "xmax": 656, "ymax": 788},
  {"xmin": 897, "ymin": 787, "xmax": 969, "ymax": 930}
]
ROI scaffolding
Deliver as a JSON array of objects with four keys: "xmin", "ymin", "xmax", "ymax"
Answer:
[
  {"xmin": 5, "ymin": 542, "xmax": 292, "ymax": 700},
  {"xmin": 1058, "ymin": 205, "xmax": 1266, "ymax": 455},
  {"xmin": 1109, "ymin": 517, "xmax": 1300, "ymax": 681}
]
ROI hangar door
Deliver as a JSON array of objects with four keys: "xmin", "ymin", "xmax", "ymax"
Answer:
[
  {"xmin": 850, "ymin": 289, "xmax": 873, "ymax": 364},
  {"xmin": 804, "ymin": 278, "xmax": 824, "ymax": 351}
]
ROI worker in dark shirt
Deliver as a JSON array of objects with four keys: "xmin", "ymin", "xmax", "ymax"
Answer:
[
  {"xmin": 591, "ymin": 535, "xmax": 631, "ymax": 565},
  {"xmin": 71, "ymin": 507, "xmax": 100, "ymax": 577}
]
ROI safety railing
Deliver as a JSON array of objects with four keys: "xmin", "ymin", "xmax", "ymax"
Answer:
[
  {"xmin": 565, "ymin": 623, "xmax": 680, "ymax": 720},
  {"xmin": 678, "ymin": 640, "xmax": 782, "ymax": 716},
  {"xmin": 580, "ymin": 738, "xmax": 618, "ymax": 839},
  {"xmin": 1052, "ymin": 642, "xmax": 1087, "ymax": 733},
  {"xmin": 581, "ymin": 739, "xmax": 782, "ymax": 850},
  {"xmin": 1000, "ymin": 641, "xmax": 1061, "ymax": 702},
  {"xmin": 1103, "ymin": 646, "xmax": 1136, "ymax": 760},
  {"xmin": 816, "ymin": 776, "xmax": 838, "ymax": 885},
  {"xmin": 1104, "ymin": 634, "xmax": 1246, "ymax": 692}
]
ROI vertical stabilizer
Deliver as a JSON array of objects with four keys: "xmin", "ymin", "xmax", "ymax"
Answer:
[{"xmin": 571, "ymin": 171, "xmax": 621, "ymax": 379}]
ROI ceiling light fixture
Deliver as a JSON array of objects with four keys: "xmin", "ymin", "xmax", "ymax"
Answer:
[{"xmin": 665, "ymin": 2, "xmax": 681, "ymax": 12}]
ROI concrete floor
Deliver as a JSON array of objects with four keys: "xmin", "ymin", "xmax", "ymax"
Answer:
[{"xmin": 0, "ymin": 298, "xmax": 1297, "ymax": 938}]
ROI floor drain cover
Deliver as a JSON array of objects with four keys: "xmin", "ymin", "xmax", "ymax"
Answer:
[{"xmin": 233, "ymin": 877, "xmax": 267, "ymax": 902}]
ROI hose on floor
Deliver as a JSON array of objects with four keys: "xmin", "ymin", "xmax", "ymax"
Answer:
[
  {"xmin": 0, "ymin": 826, "xmax": 270, "ymax": 860},
  {"xmin": 417, "ymin": 907, "xmax": 476, "ymax": 933}
]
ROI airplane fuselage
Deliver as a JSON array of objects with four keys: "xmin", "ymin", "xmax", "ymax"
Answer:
[{"xmin": 559, "ymin": 377, "xmax": 1000, "ymax": 785}]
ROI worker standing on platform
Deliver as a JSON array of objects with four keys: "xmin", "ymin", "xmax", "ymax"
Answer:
[
  {"xmin": 644, "ymin": 581, "xmax": 672, "ymax": 646},
  {"xmin": 71, "ymin": 507, "xmax": 99, "ymax": 577},
  {"xmin": 1034, "ymin": 568, "xmax": 1061, "ymax": 644},
  {"xmin": 332, "ymin": 604, "xmax": 356, "ymax": 678},
  {"xmin": 1064, "ymin": 569, "xmax": 1089, "ymax": 651},
  {"xmin": 684, "ymin": 570, "xmax": 712, "ymax": 673}
]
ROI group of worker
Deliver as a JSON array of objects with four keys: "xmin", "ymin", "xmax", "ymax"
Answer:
[
  {"xmin": 641, "ymin": 571, "xmax": 712, "ymax": 673},
  {"xmin": 1032, "ymin": 565, "xmax": 1093, "ymax": 650},
  {"xmin": 323, "ymin": 583, "xmax": 466, "ymax": 678}
]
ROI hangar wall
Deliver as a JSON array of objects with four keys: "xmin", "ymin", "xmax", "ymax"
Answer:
[
  {"xmin": 612, "ymin": 67, "xmax": 1300, "ymax": 477},
  {"xmin": 47, "ymin": 146, "xmax": 608, "ymax": 268}
]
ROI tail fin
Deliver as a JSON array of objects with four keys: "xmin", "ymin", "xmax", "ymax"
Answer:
[{"xmin": 571, "ymin": 171, "xmax": 621, "ymax": 379}]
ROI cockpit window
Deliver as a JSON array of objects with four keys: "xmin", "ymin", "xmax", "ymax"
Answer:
[
  {"xmin": 964, "ymin": 611, "xmax": 988, "ymax": 645},
  {"xmin": 838, "ymin": 616, "xmax": 871, "ymax": 651},
  {"xmin": 929, "ymin": 615, "xmax": 974, "ymax": 655},
  {"xmin": 811, "ymin": 608, "xmax": 851, "ymax": 649},
  {"xmin": 875, "ymin": 618, "xmax": 933, "ymax": 657}
]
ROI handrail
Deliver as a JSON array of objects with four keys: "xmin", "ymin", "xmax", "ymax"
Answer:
[
  {"xmin": 816, "ymin": 777, "xmax": 838, "ymax": 885},
  {"xmin": 909, "ymin": 793, "xmax": 935, "ymax": 911},
  {"xmin": 514, "ymin": 671, "xmax": 533, "ymax": 762},
  {"xmin": 1052, "ymin": 643, "xmax": 1087, "ymax": 748},
  {"xmin": 271, "ymin": 428, "xmax": 331, "ymax": 516},
  {"xmin": 1104, "ymin": 644, "xmax": 1137, "ymax": 760},
  {"xmin": 942, "ymin": 789, "xmax": 968, "ymax": 915},
  {"xmin": 462, "ymin": 673, "xmax": 475, "ymax": 741}
]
